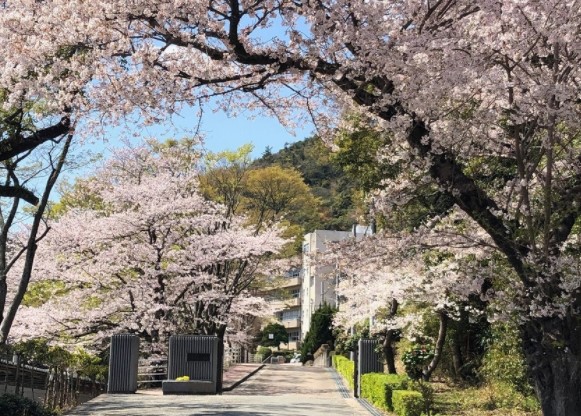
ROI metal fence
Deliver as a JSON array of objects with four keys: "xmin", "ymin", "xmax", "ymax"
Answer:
[
  {"xmin": 0, "ymin": 356, "xmax": 104, "ymax": 409},
  {"xmin": 357, "ymin": 338, "xmax": 383, "ymax": 397}
]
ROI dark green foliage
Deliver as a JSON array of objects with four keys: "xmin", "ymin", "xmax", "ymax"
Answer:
[
  {"xmin": 256, "ymin": 346, "xmax": 272, "ymax": 359},
  {"xmin": 442, "ymin": 298, "xmax": 491, "ymax": 382},
  {"xmin": 480, "ymin": 323, "xmax": 536, "ymax": 397},
  {"xmin": 2, "ymin": 339, "xmax": 107, "ymax": 381},
  {"xmin": 360, "ymin": 373, "xmax": 409, "ymax": 411},
  {"xmin": 300, "ymin": 303, "xmax": 336, "ymax": 362},
  {"xmin": 258, "ymin": 322, "xmax": 288, "ymax": 347},
  {"xmin": 402, "ymin": 344, "xmax": 434, "ymax": 381},
  {"xmin": 0, "ymin": 394, "xmax": 58, "ymax": 416},
  {"xmin": 332, "ymin": 355, "xmax": 355, "ymax": 390},
  {"xmin": 333, "ymin": 322, "xmax": 370, "ymax": 354},
  {"xmin": 332, "ymin": 116, "xmax": 395, "ymax": 193},
  {"xmin": 254, "ymin": 136, "xmax": 358, "ymax": 231},
  {"xmin": 409, "ymin": 380, "xmax": 434, "ymax": 415},
  {"xmin": 392, "ymin": 390, "xmax": 425, "ymax": 416}
]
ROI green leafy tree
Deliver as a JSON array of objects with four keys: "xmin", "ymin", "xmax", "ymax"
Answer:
[
  {"xmin": 199, "ymin": 144, "xmax": 254, "ymax": 219},
  {"xmin": 201, "ymin": 146, "xmax": 321, "ymax": 255},
  {"xmin": 332, "ymin": 115, "xmax": 394, "ymax": 194},
  {"xmin": 300, "ymin": 303, "xmax": 336, "ymax": 363},
  {"xmin": 253, "ymin": 136, "xmax": 358, "ymax": 231},
  {"xmin": 259, "ymin": 322, "xmax": 288, "ymax": 348}
]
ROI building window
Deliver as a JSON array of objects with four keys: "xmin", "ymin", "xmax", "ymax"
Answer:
[
  {"xmin": 288, "ymin": 331, "xmax": 300, "ymax": 342},
  {"xmin": 282, "ymin": 309, "xmax": 300, "ymax": 321},
  {"xmin": 291, "ymin": 288, "xmax": 300, "ymax": 298},
  {"xmin": 287, "ymin": 267, "xmax": 301, "ymax": 278},
  {"xmin": 302, "ymin": 243, "xmax": 310, "ymax": 253}
]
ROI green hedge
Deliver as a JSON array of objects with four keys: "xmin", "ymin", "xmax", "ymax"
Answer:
[
  {"xmin": 0, "ymin": 394, "xmax": 57, "ymax": 416},
  {"xmin": 332, "ymin": 354, "xmax": 355, "ymax": 390},
  {"xmin": 360, "ymin": 373, "xmax": 409, "ymax": 411},
  {"xmin": 392, "ymin": 390, "xmax": 424, "ymax": 416}
]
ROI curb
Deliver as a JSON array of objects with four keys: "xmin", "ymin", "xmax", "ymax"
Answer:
[{"xmin": 222, "ymin": 364, "xmax": 265, "ymax": 391}]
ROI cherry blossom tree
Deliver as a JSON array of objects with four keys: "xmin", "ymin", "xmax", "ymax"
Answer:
[
  {"xmin": 12, "ymin": 140, "xmax": 286, "ymax": 357},
  {"xmin": 1, "ymin": 1, "xmax": 581, "ymax": 412},
  {"xmin": 327, "ymin": 208, "xmax": 494, "ymax": 379},
  {"xmin": 0, "ymin": 104, "xmax": 73, "ymax": 344}
]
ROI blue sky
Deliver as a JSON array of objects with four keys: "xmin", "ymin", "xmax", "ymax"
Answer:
[
  {"xmin": 105, "ymin": 17, "xmax": 316, "ymax": 160},
  {"xmin": 179, "ymin": 108, "xmax": 315, "ymax": 158},
  {"xmin": 93, "ymin": 104, "xmax": 316, "ymax": 163}
]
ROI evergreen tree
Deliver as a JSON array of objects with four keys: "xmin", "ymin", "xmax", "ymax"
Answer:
[{"xmin": 300, "ymin": 303, "xmax": 336, "ymax": 363}]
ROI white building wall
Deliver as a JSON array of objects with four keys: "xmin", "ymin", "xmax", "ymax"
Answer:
[
  {"xmin": 300, "ymin": 226, "xmax": 374, "ymax": 339},
  {"xmin": 301, "ymin": 230, "xmax": 351, "ymax": 339}
]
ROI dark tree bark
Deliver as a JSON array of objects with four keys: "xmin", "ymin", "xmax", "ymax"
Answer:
[
  {"xmin": 423, "ymin": 312, "xmax": 448, "ymax": 381},
  {"xmin": 383, "ymin": 332, "xmax": 397, "ymax": 374},
  {"xmin": 0, "ymin": 116, "xmax": 70, "ymax": 163},
  {"xmin": 0, "ymin": 134, "xmax": 73, "ymax": 344},
  {"xmin": 381, "ymin": 298, "xmax": 399, "ymax": 374},
  {"xmin": 450, "ymin": 330, "xmax": 464, "ymax": 379},
  {"xmin": 522, "ymin": 317, "xmax": 581, "ymax": 416}
]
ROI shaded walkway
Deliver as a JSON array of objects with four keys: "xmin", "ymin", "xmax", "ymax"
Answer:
[{"xmin": 66, "ymin": 364, "xmax": 374, "ymax": 416}]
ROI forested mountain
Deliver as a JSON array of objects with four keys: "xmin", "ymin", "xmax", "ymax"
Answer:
[{"xmin": 253, "ymin": 136, "xmax": 362, "ymax": 232}]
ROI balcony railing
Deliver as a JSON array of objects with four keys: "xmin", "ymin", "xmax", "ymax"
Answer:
[
  {"xmin": 284, "ymin": 297, "xmax": 301, "ymax": 307},
  {"xmin": 282, "ymin": 319, "xmax": 301, "ymax": 329},
  {"xmin": 279, "ymin": 277, "xmax": 300, "ymax": 288}
]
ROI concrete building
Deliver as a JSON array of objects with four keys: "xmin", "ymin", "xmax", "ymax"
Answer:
[
  {"xmin": 260, "ymin": 225, "xmax": 373, "ymax": 349},
  {"xmin": 301, "ymin": 225, "xmax": 373, "ymax": 339},
  {"xmin": 261, "ymin": 267, "xmax": 302, "ymax": 350}
]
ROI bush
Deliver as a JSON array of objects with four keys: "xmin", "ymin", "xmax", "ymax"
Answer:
[
  {"xmin": 257, "ymin": 346, "xmax": 272, "ymax": 359},
  {"xmin": 332, "ymin": 354, "xmax": 355, "ymax": 390},
  {"xmin": 480, "ymin": 323, "xmax": 535, "ymax": 396},
  {"xmin": 272, "ymin": 351, "xmax": 295, "ymax": 361},
  {"xmin": 0, "ymin": 394, "xmax": 58, "ymax": 416},
  {"xmin": 402, "ymin": 344, "xmax": 434, "ymax": 380},
  {"xmin": 479, "ymin": 382, "xmax": 540, "ymax": 412},
  {"xmin": 409, "ymin": 380, "xmax": 434, "ymax": 415},
  {"xmin": 392, "ymin": 390, "xmax": 424, "ymax": 416},
  {"xmin": 360, "ymin": 373, "xmax": 408, "ymax": 411}
]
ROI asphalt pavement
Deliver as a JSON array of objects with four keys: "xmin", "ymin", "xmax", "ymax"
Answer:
[{"xmin": 65, "ymin": 364, "xmax": 377, "ymax": 416}]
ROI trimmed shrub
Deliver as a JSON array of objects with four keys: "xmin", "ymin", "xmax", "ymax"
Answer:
[
  {"xmin": 257, "ymin": 346, "xmax": 272, "ymax": 359},
  {"xmin": 392, "ymin": 390, "xmax": 424, "ymax": 416},
  {"xmin": 332, "ymin": 354, "xmax": 355, "ymax": 390},
  {"xmin": 0, "ymin": 394, "xmax": 58, "ymax": 416},
  {"xmin": 409, "ymin": 380, "xmax": 434, "ymax": 415},
  {"xmin": 360, "ymin": 373, "xmax": 409, "ymax": 411}
]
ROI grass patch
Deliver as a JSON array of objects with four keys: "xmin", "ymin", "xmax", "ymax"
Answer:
[{"xmin": 431, "ymin": 382, "xmax": 541, "ymax": 416}]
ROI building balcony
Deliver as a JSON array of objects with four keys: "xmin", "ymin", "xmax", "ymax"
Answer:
[
  {"xmin": 284, "ymin": 297, "xmax": 300, "ymax": 307},
  {"xmin": 261, "ymin": 277, "xmax": 301, "ymax": 293},
  {"xmin": 279, "ymin": 277, "xmax": 300, "ymax": 288},
  {"xmin": 282, "ymin": 319, "xmax": 300, "ymax": 329}
]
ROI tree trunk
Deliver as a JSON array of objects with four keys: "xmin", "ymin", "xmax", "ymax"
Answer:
[
  {"xmin": 522, "ymin": 317, "xmax": 581, "ymax": 416},
  {"xmin": 383, "ymin": 331, "xmax": 397, "ymax": 374},
  {"xmin": 383, "ymin": 298, "xmax": 399, "ymax": 374},
  {"xmin": 423, "ymin": 312, "xmax": 448, "ymax": 381},
  {"xmin": 450, "ymin": 330, "xmax": 464, "ymax": 379}
]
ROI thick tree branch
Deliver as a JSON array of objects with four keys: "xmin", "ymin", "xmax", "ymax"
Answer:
[
  {"xmin": 0, "ymin": 116, "xmax": 70, "ymax": 162},
  {"xmin": 0, "ymin": 185, "xmax": 39, "ymax": 206}
]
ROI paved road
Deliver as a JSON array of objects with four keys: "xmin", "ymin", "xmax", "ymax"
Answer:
[{"xmin": 66, "ymin": 364, "xmax": 372, "ymax": 415}]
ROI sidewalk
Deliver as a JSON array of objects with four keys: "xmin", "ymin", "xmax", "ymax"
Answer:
[
  {"xmin": 222, "ymin": 363, "xmax": 264, "ymax": 391},
  {"xmin": 137, "ymin": 363, "xmax": 264, "ymax": 395},
  {"xmin": 65, "ymin": 364, "xmax": 373, "ymax": 416}
]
